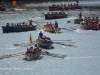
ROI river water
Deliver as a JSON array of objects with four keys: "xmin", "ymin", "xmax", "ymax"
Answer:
[{"xmin": 0, "ymin": 1, "xmax": 100, "ymax": 75}]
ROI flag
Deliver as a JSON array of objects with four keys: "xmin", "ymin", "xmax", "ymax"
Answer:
[{"xmin": 29, "ymin": 33, "xmax": 33, "ymax": 44}]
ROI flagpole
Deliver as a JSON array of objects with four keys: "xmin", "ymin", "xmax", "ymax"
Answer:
[{"xmin": 29, "ymin": 33, "xmax": 33, "ymax": 44}]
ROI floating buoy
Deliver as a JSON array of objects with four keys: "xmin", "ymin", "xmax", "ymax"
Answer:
[{"xmin": 12, "ymin": 1, "xmax": 17, "ymax": 5}]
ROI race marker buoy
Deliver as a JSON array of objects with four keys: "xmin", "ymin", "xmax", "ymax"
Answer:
[{"xmin": 12, "ymin": 1, "xmax": 17, "ymax": 5}]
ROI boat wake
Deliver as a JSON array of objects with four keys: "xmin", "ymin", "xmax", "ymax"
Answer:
[
  {"xmin": 64, "ymin": 56, "xmax": 100, "ymax": 60},
  {"xmin": 11, "ymin": 8, "xmax": 26, "ymax": 11}
]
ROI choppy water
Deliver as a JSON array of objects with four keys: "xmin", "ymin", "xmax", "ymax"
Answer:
[{"xmin": 0, "ymin": 1, "xmax": 100, "ymax": 75}]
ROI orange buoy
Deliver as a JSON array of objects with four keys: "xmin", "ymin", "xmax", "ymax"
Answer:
[{"xmin": 12, "ymin": 1, "xmax": 17, "ymax": 5}]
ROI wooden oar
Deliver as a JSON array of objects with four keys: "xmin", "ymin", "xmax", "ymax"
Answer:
[
  {"xmin": 60, "ymin": 28, "xmax": 79, "ymax": 33},
  {"xmin": 34, "ymin": 21, "xmax": 38, "ymax": 25},
  {"xmin": 33, "ymin": 21, "xmax": 42, "ymax": 29},
  {"xmin": 13, "ymin": 41, "xmax": 37, "ymax": 47},
  {"xmin": 66, "ymin": 10, "xmax": 72, "ymax": 16},
  {"xmin": 60, "ymin": 28, "xmax": 74, "ymax": 31},
  {"xmin": 0, "ymin": 50, "xmax": 67, "ymax": 60},
  {"xmin": 53, "ymin": 42, "xmax": 77, "ymax": 47},
  {"xmin": 13, "ymin": 40, "xmax": 75, "ymax": 47},
  {"xmin": 41, "ymin": 51, "xmax": 67, "ymax": 59},
  {"xmin": 52, "ymin": 40, "xmax": 71, "ymax": 41},
  {"xmin": 41, "ymin": 49, "xmax": 67, "ymax": 59},
  {"xmin": 0, "ymin": 52, "xmax": 25, "ymax": 60}
]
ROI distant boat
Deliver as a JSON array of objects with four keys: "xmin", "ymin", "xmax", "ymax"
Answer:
[
  {"xmin": 45, "ymin": 11, "xmax": 68, "ymax": 20},
  {"xmin": 2, "ymin": 23, "xmax": 37, "ymax": 33},
  {"xmin": 49, "ymin": 5, "xmax": 82, "ymax": 11},
  {"xmin": 36, "ymin": 36, "xmax": 53, "ymax": 49},
  {"xmin": 81, "ymin": 21, "xmax": 100, "ymax": 30},
  {"xmin": 80, "ymin": 16, "xmax": 100, "ymax": 30},
  {"xmin": 74, "ymin": 11, "xmax": 100, "ymax": 30},
  {"xmin": 49, "ymin": 0, "xmax": 81, "ymax": 11},
  {"xmin": 0, "ymin": 0, "xmax": 6, "ymax": 11}
]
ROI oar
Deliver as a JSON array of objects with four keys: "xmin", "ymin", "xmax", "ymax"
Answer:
[
  {"xmin": 66, "ymin": 10, "xmax": 72, "ymax": 16},
  {"xmin": 13, "ymin": 41, "xmax": 75, "ymax": 47},
  {"xmin": 33, "ymin": 21, "xmax": 42, "ymax": 29},
  {"xmin": 13, "ymin": 42, "xmax": 36, "ymax": 47},
  {"xmin": 53, "ymin": 42, "xmax": 77, "ymax": 47},
  {"xmin": 66, "ymin": 10, "xmax": 78, "ymax": 20},
  {"xmin": 60, "ymin": 28, "xmax": 74, "ymax": 31},
  {"xmin": 42, "ymin": 13, "xmax": 45, "ymax": 15},
  {"xmin": 41, "ymin": 50, "xmax": 67, "ymax": 59},
  {"xmin": 0, "ymin": 50, "xmax": 67, "ymax": 60},
  {"xmin": 53, "ymin": 41, "xmax": 75, "ymax": 43},
  {"xmin": 0, "ymin": 52, "xmax": 25, "ymax": 60},
  {"xmin": 60, "ymin": 28, "xmax": 80, "ymax": 33},
  {"xmin": 34, "ymin": 21, "xmax": 38, "ymax": 25},
  {"xmin": 53, "ymin": 42, "xmax": 70, "ymax": 43},
  {"xmin": 52, "ymin": 40, "xmax": 71, "ymax": 41},
  {"xmin": 42, "ymin": 52, "xmax": 67, "ymax": 59}
]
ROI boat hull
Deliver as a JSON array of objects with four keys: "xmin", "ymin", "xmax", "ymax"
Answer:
[
  {"xmin": 45, "ymin": 14, "xmax": 68, "ymax": 20},
  {"xmin": 2, "ymin": 25, "xmax": 37, "ymax": 33},
  {"xmin": 36, "ymin": 39, "xmax": 53, "ymax": 49},
  {"xmin": 0, "ymin": 8, "xmax": 6, "ymax": 11},
  {"xmin": 43, "ymin": 28, "xmax": 61, "ymax": 33},
  {"xmin": 25, "ymin": 53, "xmax": 40, "ymax": 61},
  {"xmin": 49, "ymin": 6, "xmax": 82, "ymax": 11}
]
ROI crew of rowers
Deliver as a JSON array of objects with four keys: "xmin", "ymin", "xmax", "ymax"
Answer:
[
  {"xmin": 42, "ymin": 21, "xmax": 58, "ymax": 31},
  {"xmin": 47, "ymin": 11, "xmax": 65, "ymax": 15},
  {"xmin": 81, "ymin": 16, "xmax": 100, "ymax": 26},
  {"xmin": 42, "ymin": 22, "xmax": 56, "ymax": 30},
  {"xmin": 25, "ymin": 44, "xmax": 42, "ymax": 55},
  {"xmin": 38, "ymin": 31, "xmax": 52, "ymax": 44},
  {"xmin": 0, "ymin": 1, "xmax": 6, "ymax": 8},
  {"xmin": 6, "ymin": 22, "xmax": 33, "ymax": 28},
  {"xmin": 52, "ymin": 3, "xmax": 78, "ymax": 7}
]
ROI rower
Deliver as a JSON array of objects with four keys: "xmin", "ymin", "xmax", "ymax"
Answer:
[
  {"xmin": 55, "ymin": 21, "xmax": 58, "ymax": 32},
  {"xmin": 34, "ymin": 44, "xmax": 39, "ymax": 50},
  {"xmin": 46, "ymin": 22, "xmax": 49, "ymax": 25},
  {"xmin": 39, "ymin": 31, "xmax": 43, "ymax": 38},
  {"xmin": 6, "ymin": 23, "xmax": 10, "ymax": 28},
  {"xmin": 27, "ymin": 19, "xmax": 34, "ymax": 25}
]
